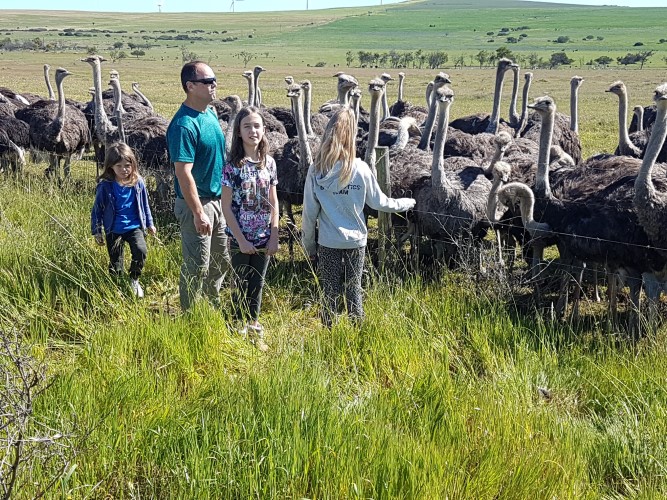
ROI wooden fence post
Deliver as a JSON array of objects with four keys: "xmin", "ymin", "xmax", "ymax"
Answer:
[{"xmin": 375, "ymin": 146, "xmax": 391, "ymax": 272}]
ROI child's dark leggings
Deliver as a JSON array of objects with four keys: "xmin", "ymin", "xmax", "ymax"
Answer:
[
  {"xmin": 317, "ymin": 245, "xmax": 365, "ymax": 327},
  {"xmin": 230, "ymin": 246, "xmax": 270, "ymax": 323},
  {"xmin": 105, "ymin": 228, "xmax": 147, "ymax": 280}
]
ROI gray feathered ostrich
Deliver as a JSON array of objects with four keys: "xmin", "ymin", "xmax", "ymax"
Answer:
[
  {"xmin": 520, "ymin": 75, "xmax": 583, "ymax": 165},
  {"xmin": 416, "ymin": 72, "xmax": 451, "ymax": 151},
  {"xmin": 300, "ymin": 80, "xmax": 328, "ymax": 137},
  {"xmin": 0, "ymin": 115, "xmax": 29, "ymax": 173},
  {"xmin": 276, "ymin": 83, "xmax": 321, "ymax": 259},
  {"xmin": 411, "ymin": 86, "xmax": 493, "ymax": 266},
  {"xmin": 448, "ymin": 58, "xmax": 517, "ymax": 135},
  {"xmin": 24, "ymin": 68, "xmax": 89, "ymax": 179}
]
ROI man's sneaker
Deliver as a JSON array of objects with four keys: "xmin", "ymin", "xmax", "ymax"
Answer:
[
  {"xmin": 131, "ymin": 279, "xmax": 144, "ymax": 298},
  {"xmin": 247, "ymin": 324, "xmax": 268, "ymax": 352}
]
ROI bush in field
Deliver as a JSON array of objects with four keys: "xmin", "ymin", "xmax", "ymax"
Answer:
[
  {"xmin": 617, "ymin": 50, "xmax": 654, "ymax": 69},
  {"xmin": 550, "ymin": 51, "xmax": 574, "ymax": 68}
]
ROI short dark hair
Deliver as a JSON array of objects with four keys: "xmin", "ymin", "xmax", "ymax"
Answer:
[{"xmin": 180, "ymin": 60, "xmax": 207, "ymax": 93}]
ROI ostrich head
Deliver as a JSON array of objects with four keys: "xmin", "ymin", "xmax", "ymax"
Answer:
[
  {"xmin": 109, "ymin": 69, "xmax": 119, "ymax": 80},
  {"xmin": 300, "ymin": 80, "xmax": 311, "ymax": 92},
  {"xmin": 286, "ymin": 83, "xmax": 302, "ymax": 99},
  {"xmin": 368, "ymin": 78, "xmax": 385, "ymax": 96},
  {"xmin": 528, "ymin": 95, "xmax": 556, "ymax": 115},
  {"xmin": 284, "ymin": 75, "xmax": 294, "ymax": 85},
  {"xmin": 380, "ymin": 73, "xmax": 393, "ymax": 84},
  {"xmin": 348, "ymin": 87, "xmax": 362, "ymax": 106},
  {"xmin": 494, "ymin": 131, "xmax": 512, "ymax": 155},
  {"xmin": 606, "ymin": 81, "xmax": 627, "ymax": 97},
  {"xmin": 492, "ymin": 160, "xmax": 512, "ymax": 184},
  {"xmin": 651, "ymin": 82, "xmax": 667, "ymax": 105},
  {"xmin": 433, "ymin": 72, "xmax": 451, "ymax": 86},
  {"xmin": 80, "ymin": 55, "xmax": 107, "ymax": 65},
  {"xmin": 54, "ymin": 67, "xmax": 72, "ymax": 85},
  {"xmin": 242, "ymin": 70, "xmax": 253, "ymax": 81},
  {"xmin": 335, "ymin": 73, "xmax": 359, "ymax": 87},
  {"xmin": 524, "ymin": 72, "xmax": 533, "ymax": 82},
  {"xmin": 222, "ymin": 94, "xmax": 243, "ymax": 113},
  {"xmin": 253, "ymin": 65, "xmax": 265, "ymax": 77},
  {"xmin": 398, "ymin": 72, "xmax": 405, "ymax": 78},
  {"xmin": 571, "ymin": 75, "xmax": 584, "ymax": 88},
  {"xmin": 497, "ymin": 58, "xmax": 517, "ymax": 73}
]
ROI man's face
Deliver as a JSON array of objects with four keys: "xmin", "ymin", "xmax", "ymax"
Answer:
[{"xmin": 187, "ymin": 64, "xmax": 217, "ymax": 102}]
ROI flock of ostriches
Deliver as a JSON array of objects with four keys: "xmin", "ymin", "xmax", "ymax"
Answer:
[{"xmin": 1, "ymin": 55, "xmax": 666, "ymax": 335}]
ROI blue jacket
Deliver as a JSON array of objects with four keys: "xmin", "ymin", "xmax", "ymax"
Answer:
[{"xmin": 91, "ymin": 178, "xmax": 154, "ymax": 235}]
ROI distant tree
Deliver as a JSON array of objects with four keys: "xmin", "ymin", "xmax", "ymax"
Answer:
[
  {"xmin": 549, "ymin": 51, "xmax": 574, "ymax": 68},
  {"xmin": 617, "ymin": 50, "xmax": 654, "ymax": 69},
  {"xmin": 633, "ymin": 42, "xmax": 644, "ymax": 46},
  {"xmin": 86, "ymin": 46, "xmax": 97, "ymax": 55},
  {"xmin": 506, "ymin": 36, "xmax": 519, "ymax": 44},
  {"xmin": 454, "ymin": 55, "xmax": 465, "ymax": 69},
  {"xmin": 475, "ymin": 50, "xmax": 491, "ymax": 68},
  {"xmin": 113, "ymin": 41, "xmax": 124, "ymax": 49},
  {"xmin": 234, "ymin": 50, "xmax": 255, "ymax": 67},
  {"xmin": 495, "ymin": 46, "xmax": 514, "ymax": 61},
  {"xmin": 401, "ymin": 51, "xmax": 414, "ymax": 68},
  {"xmin": 427, "ymin": 50, "xmax": 448, "ymax": 69},
  {"xmin": 555, "ymin": 35, "xmax": 570, "ymax": 44},
  {"xmin": 597, "ymin": 36, "xmax": 604, "ymax": 41},
  {"xmin": 131, "ymin": 49, "xmax": 145, "ymax": 58},
  {"xmin": 486, "ymin": 31, "xmax": 494, "ymax": 36},
  {"xmin": 110, "ymin": 49, "xmax": 127, "ymax": 62},
  {"xmin": 594, "ymin": 55, "xmax": 613, "ymax": 67},
  {"xmin": 358, "ymin": 50, "xmax": 373, "ymax": 67},
  {"xmin": 416, "ymin": 49, "xmax": 427, "ymax": 69},
  {"xmin": 527, "ymin": 52, "xmax": 540, "ymax": 68},
  {"xmin": 636, "ymin": 50, "xmax": 655, "ymax": 69},
  {"xmin": 345, "ymin": 50, "xmax": 354, "ymax": 67},
  {"xmin": 584, "ymin": 35, "xmax": 594, "ymax": 40}
]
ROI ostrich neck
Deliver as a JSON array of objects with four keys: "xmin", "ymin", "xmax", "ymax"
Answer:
[
  {"xmin": 292, "ymin": 94, "xmax": 312, "ymax": 167},
  {"xmin": 483, "ymin": 145, "xmax": 506, "ymax": 177},
  {"xmin": 518, "ymin": 77, "xmax": 532, "ymax": 132},
  {"xmin": 44, "ymin": 67, "xmax": 55, "ymax": 101},
  {"xmin": 617, "ymin": 90, "xmax": 634, "ymax": 153},
  {"xmin": 486, "ymin": 65, "xmax": 507, "ymax": 134},
  {"xmin": 517, "ymin": 185, "xmax": 551, "ymax": 235},
  {"xmin": 431, "ymin": 100, "xmax": 453, "ymax": 193},
  {"xmin": 570, "ymin": 83, "xmax": 579, "ymax": 134},
  {"xmin": 111, "ymin": 82, "xmax": 126, "ymax": 143},
  {"xmin": 418, "ymin": 85, "xmax": 441, "ymax": 151},
  {"xmin": 636, "ymin": 109, "xmax": 644, "ymax": 132},
  {"xmin": 133, "ymin": 86, "xmax": 153, "ymax": 113},
  {"xmin": 336, "ymin": 85, "xmax": 347, "ymax": 104},
  {"xmin": 303, "ymin": 86, "xmax": 314, "ymax": 136},
  {"xmin": 91, "ymin": 61, "xmax": 114, "ymax": 140},
  {"xmin": 398, "ymin": 76, "xmax": 404, "ymax": 102},
  {"xmin": 535, "ymin": 109, "xmax": 554, "ymax": 199},
  {"xmin": 486, "ymin": 174, "xmax": 505, "ymax": 223},
  {"xmin": 365, "ymin": 92, "xmax": 381, "ymax": 171},
  {"xmin": 246, "ymin": 77, "xmax": 255, "ymax": 107},
  {"xmin": 253, "ymin": 73, "xmax": 260, "ymax": 107},
  {"xmin": 351, "ymin": 96, "xmax": 361, "ymax": 129},
  {"xmin": 425, "ymin": 84, "xmax": 433, "ymax": 108},
  {"xmin": 53, "ymin": 76, "xmax": 67, "ymax": 138},
  {"xmin": 393, "ymin": 120, "xmax": 411, "ymax": 150},
  {"xmin": 508, "ymin": 70, "xmax": 520, "ymax": 126},
  {"xmin": 382, "ymin": 89, "xmax": 390, "ymax": 121},
  {"xmin": 635, "ymin": 101, "xmax": 667, "ymax": 219}
]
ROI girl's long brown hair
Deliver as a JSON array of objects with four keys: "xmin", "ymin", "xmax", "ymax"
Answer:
[
  {"xmin": 312, "ymin": 106, "xmax": 355, "ymax": 187},
  {"xmin": 98, "ymin": 142, "xmax": 140, "ymax": 186},
  {"xmin": 228, "ymin": 106, "xmax": 269, "ymax": 169}
]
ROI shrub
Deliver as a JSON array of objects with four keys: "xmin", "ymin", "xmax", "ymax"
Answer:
[{"xmin": 314, "ymin": 61, "xmax": 326, "ymax": 67}]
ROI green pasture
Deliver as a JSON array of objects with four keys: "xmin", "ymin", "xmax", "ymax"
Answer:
[{"xmin": 2, "ymin": 1, "xmax": 667, "ymax": 497}]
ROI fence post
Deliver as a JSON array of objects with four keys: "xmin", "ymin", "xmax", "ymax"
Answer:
[{"xmin": 375, "ymin": 146, "xmax": 391, "ymax": 272}]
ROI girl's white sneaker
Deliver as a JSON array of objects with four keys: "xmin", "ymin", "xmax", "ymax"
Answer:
[{"xmin": 131, "ymin": 279, "xmax": 144, "ymax": 298}]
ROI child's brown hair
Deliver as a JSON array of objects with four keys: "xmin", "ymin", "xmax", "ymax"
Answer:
[
  {"xmin": 99, "ymin": 142, "xmax": 140, "ymax": 185},
  {"xmin": 228, "ymin": 106, "xmax": 269, "ymax": 169}
]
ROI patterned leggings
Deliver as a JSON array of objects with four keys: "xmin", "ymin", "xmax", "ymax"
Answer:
[{"xmin": 317, "ymin": 245, "xmax": 366, "ymax": 327}]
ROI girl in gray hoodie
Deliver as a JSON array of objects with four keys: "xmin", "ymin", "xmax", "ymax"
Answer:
[{"xmin": 302, "ymin": 107, "xmax": 415, "ymax": 327}]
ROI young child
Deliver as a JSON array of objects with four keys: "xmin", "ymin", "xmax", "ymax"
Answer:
[
  {"xmin": 221, "ymin": 106, "xmax": 279, "ymax": 351},
  {"xmin": 301, "ymin": 106, "xmax": 415, "ymax": 327},
  {"xmin": 91, "ymin": 143, "xmax": 157, "ymax": 298}
]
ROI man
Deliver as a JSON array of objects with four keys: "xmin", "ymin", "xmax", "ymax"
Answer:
[{"xmin": 167, "ymin": 61, "xmax": 230, "ymax": 311}]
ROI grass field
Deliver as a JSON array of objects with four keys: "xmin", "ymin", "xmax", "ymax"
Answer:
[{"xmin": 2, "ymin": 1, "xmax": 667, "ymax": 498}]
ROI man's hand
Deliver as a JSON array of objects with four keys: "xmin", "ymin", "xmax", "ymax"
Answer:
[
  {"xmin": 94, "ymin": 233, "xmax": 105, "ymax": 246},
  {"xmin": 194, "ymin": 211, "xmax": 212, "ymax": 236}
]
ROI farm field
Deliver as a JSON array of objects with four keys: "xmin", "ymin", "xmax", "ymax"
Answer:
[{"xmin": 2, "ymin": 1, "xmax": 667, "ymax": 498}]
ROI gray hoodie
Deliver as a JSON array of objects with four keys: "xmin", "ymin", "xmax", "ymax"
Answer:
[{"xmin": 301, "ymin": 158, "xmax": 415, "ymax": 255}]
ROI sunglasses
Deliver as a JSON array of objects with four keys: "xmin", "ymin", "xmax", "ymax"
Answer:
[{"xmin": 189, "ymin": 77, "xmax": 216, "ymax": 85}]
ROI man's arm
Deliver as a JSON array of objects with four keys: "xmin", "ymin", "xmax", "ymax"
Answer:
[{"xmin": 174, "ymin": 161, "xmax": 212, "ymax": 236}]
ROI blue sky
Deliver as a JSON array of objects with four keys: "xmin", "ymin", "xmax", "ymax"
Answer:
[{"xmin": 0, "ymin": 0, "xmax": 662, "ymax": 12}]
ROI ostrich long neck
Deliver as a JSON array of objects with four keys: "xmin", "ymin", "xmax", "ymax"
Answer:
[
  {"xmin": 303, "ymin": 84, "xmax": 314, "ymax": 136},
  {"xmin": 483, "ymin": 142, "xmax": 507, "ymax": 177},
  {"xmin": 508, "ymin": 68, "xmax": 520, "ymax": 127},
  {"xmin": 350, "ymin": 93, "xmax": 361, "ymax": 129},
  {"xmin": 53, "ymin": 73, "xmax": 67, "ymax": 140},
  {"xmin": 425, "ymin": 82, "xmax": 433, "ymax": 107},
  {"xmin": 44, "ymin": 65, "xmax": 55, "ymax": 101},
  {"xmin": 253, "ymin": 71, "xmax": 261, "ymax": 107},
  {"xmin": 246, "ymin": 75, "xmax": 255, "ymax": 108},
  {"xmin": 90, "ymin": 59, "xmax": 114, "ymax": 142},
  {"xmin": 506, "ymin": 183, "xmax": 551, "ymax": 236},
  {"xmin": 381, "ymin": 86, "xmax": 390, "ymax": 121},
  {"xmin": 292, "ymin": 93, "xmax": 312, "ymax": 167},
  {"xmin": 365, "ymin": 90, "xmax": 382, "ymax": 172},
  {"xmin": 518, "ymin": 74, "xmax": 532, "ymax": 134},
  {"xmin": 485, "ymin": 64, "xmax": 508, "ymax": 134},
  {"xmin": 111, "ymin": 80, "xmax": 126, "ymax": 143},
  {"xmin": 570, "ymin": 81, "xmax": 580, "ymax": 134},
  {"xmin": 393, "ymin": 118, "xmax": 412, "ymax": 150},
  {"xmin": 634, "ymin": 96, "xmax": 667, "ymax": 242},
  {"xmin": 535, "ymin": 107, "xmax": 555, "ymax": 199},
  {"xmin": 418, "ymin": 81, "xmax": 444, "ymax": 151},
  {"xmin": 398, "ymin": 74, "xmax": 404, "ymax": 102},
  {"xmin": 635, "ymin": 107, "xmax": 644, "ymax": 132},
  {"xmin": 336, "ymin": 83, "xmax": 349, "ymax": 104},
  {"xmin": 132, "ymin": 84, "xmax": 153, "ymax": 113},
  {"xmin": 431, "ymin": 97, "xmax": 453, "ymax": 193},
  {"xmin": 486, "ymin": 170, "xmax": 507, "ymax": 223},
  {"xmin": 617, "ymin": 88, "xmax": 635, "ymax": 154}
]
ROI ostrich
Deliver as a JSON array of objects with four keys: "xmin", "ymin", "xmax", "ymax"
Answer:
[
  {"xmin": 630, "ymin": 104, "xmax": 656, "ymax": 133},
  {"xmin": 506, "ymin": 64, "xmax": 521, "ymax": 130},
  {"xmin": 417, "ymin": 72, "xmax": 451, "ymax": 151},
  {"xmin": 0, "ymin": 115, "xmax": 29, "ymax": 173},
  {"xmin": 276, "ymin": 84, "xmax": 321, "ymax": 258},
  {"xmin": 411, "ymin": 86, "xmax": 493, "ymax": 266},
  {"xmin": 242, "ymin": 69, "xmax": 255, "ymax": 107},
  {"xmin": 389, "ymin": 78, "xmax": 430, "ymax": 123},
  {"xmin": 300, "ymin": 80, "xmax": 328, "ymax": 137},
  {"xmin": 514, "ymin": 71, "xmax": 534, "ymax": 136},
  {"xmin": 397, "ymin": 72, "xmax": 405, "ymax": 103},
  {"xmin": 449, "ymin": 58, "xmax": 517, "ymax": 135},
  {"xmin": 44, "ymin": 64, "xmax": 55, "ymax": 101},
  {"xmin": 252, "ymin": 65, "xmax": 265, "ymax": 107},
  {"xmin": 319, "ymin": 75, "xmax": 359, "ymax": 116},
  {"xmin": 520, "ymin": 75, "xmax": 583, "ymax": 165},
  {"xmin": 25, "ymin": 68, "xmax": 89, "ymax": 179},
  {"xmin": 569, "ymin": 76, "xmax": 584, "ymax": 134},
  {"xmin": 607, "ymin": 81, "xmax": 644, "ymax": 158}
]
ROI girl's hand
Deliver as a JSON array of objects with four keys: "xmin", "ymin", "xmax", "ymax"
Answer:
[
  {"xmin": 238, "ymin": 239, "xmax": 257, "ymax": 254},
  {"xmin": 148, "ymin": 226, "xmax": 157, "ymax": 236},
  {"xmin": 267, "ymin": 235, "xmax": 280, "ymax": 256},
  {"xmin": 94, "ymin": 233, "xmax": 105, "ymax": 246}
]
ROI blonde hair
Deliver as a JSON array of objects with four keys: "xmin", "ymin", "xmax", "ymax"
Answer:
[
  {"xmin": 313, "ymin": 106, "xmax": 356, "ymax": 187},
  {"xmin": 99, "ymin": 142, "xmax": 140, "ymax": 186}
]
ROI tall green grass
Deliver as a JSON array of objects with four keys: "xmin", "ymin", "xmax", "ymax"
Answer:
[{"xmin": 2, "ymin": 167, "xmax": 667, "ymax": 497}]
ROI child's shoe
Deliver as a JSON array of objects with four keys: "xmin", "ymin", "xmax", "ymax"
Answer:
[
  {"xmin": 247, "ymin": 323, "xmax": 268, "ymax": 352},
  {"xmin": 131, "ymin": 279, "xmax": 144, "ymax": 298}
]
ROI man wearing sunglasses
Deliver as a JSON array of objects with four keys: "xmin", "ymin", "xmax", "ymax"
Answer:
[{"xmin": 167, "ymin": 61, "xmax": 230, "ymax": 312}]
